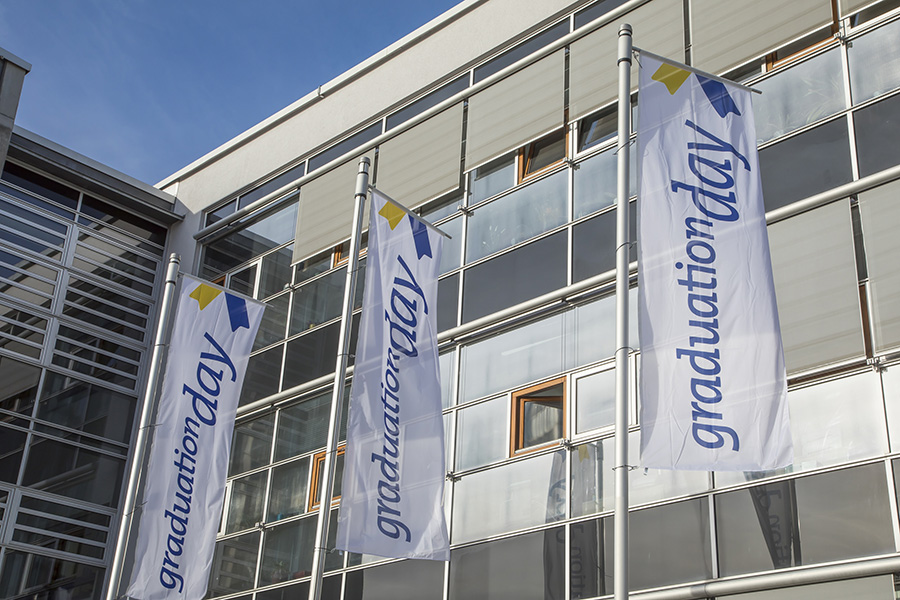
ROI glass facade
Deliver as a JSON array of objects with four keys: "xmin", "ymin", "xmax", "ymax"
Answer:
[{"xmin": 0, "ymin": 158, "xmax": 172, "ymax": 598}]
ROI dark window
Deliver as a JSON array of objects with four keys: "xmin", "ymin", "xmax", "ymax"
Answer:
[
  {"xmin": 438, "ymin": 273, "xmax": 459, "ymax": 332},
  {"xmin": 259, "ymin": 246, "xmax": 293, "ymax": 299},
  {"xmin": 254, "ymin": 293, "xmax": 289, "ymax": 351},
  {"xmin": 238, "ymin": 162, "xmax": 306, "ymax": 209},
  {"xmin": 206, "ymin": 199, "xmax": 236, "ymax": 226},
  {"xmin": 716, "ymin": 463, "xmax": 894, "ymax": 576},
  {"xmin": 578, "ymin": 104, "xmax": 618, "ymax": 151},
  {"xmin": 290, "ymin": 269, "xmax": 345, "ymax": 335},
  {"xmin": 468, "ymin": 153, "xmax": 516, "ymax": 204},
  {"xmin": 0, "ymin": 424, "xmax": 26, "ymax": 483},
  {"xmin": 521, "ymin": 128, "xmax": 567, "ymax": 181},
  {"xmin": 344, "ymin": 559, "xmax": 444, "ymax": 600},
  {"xmin": 308, "ymin": 122, "xmax": 381, "ymax": 172},
  {"xmin": 574, "ymin": 0, "xmax": 632, "ymax": 29},
  {"xmin": 855, "ymin": 92, "xmax": 900, "ymax": 177},
  {"xmin": 80, "ymin": 195, "xmax": 167, "ymax": 245},
  {"xmin": 275, "ymin": 389, "xmax": 349, "ymax": 462},
  {"xmin": 570, "ymin": 498, "xmax": 711, "ymax": 595},
  {"xmin": 759, "ymin": 118, "xmax": 853, "ymax": 212},
  {"xmin": 449, "ymin": 527, "xmax": 565, "ymax": 600},
  {"xmin": 511, "ymin": 377, "xmax": 566, "ymax": 454},
  {"xmin": 228, "ymin": 264, "xmax": 256, "ymax": 297},
  {"xmin": 573, "ymin": 201, "xmax": 637, "ymax": 282},
  {"xmin": 387, "ymin": 74, "xmax": 469, "ymax": 130},
  {"xmin": 282, "ymin": 313, "xmax": 359, "ymax": 390},
  {"xmin": 474, "ymin": 20, "xmax": 570, "ymax": 83},
  {"xmin": 239, "ymin": 345, "xmax": 282, "ymax": 406},
  {"xmin": 1, "ymin": 162, "xmax": 79, "ymax": 210},
  {"xmin": 462, "ymin": 231, "xmax": 567, "ymax": 323},
  {"xmin": 228, "ymin": 414, "xmax": 274, "ymax": 477}
]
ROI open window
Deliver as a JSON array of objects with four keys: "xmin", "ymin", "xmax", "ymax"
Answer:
[
  {"xmin": 309, "ymin": 445, "xmax": 345, "ymax": 512},
  {"xmin": 511, "ymin": 377, "xmax": 566, "ymax": 455},
  {"xmin": 519, "ymin": 128, "xmax": 567, "ymax": 182}
]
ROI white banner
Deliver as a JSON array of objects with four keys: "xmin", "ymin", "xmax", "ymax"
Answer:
[
  {"xmin": 637, "ymin": 54, "xmax": 792, "ymax": 471},
  {"xmin": 336, "ymin": 189, "xmax": 449, "ymax": 560},
  {"xmin": 127, "ymin": 275, "xmax": 265, "ymax": 599}
]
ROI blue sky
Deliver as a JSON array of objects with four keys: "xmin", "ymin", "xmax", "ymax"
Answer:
[{"xmin": 0, "ymin": 0, "xmax": 461, "ymax": 185}]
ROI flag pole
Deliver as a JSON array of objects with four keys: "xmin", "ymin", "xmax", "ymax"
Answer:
[
  {"xmin": 308, "ymin": 156, "xmax": 370, "ymax": 600},
  {"xmin": 614, "ymin": 22, "xmax": 632, "ymax": 600},
  {"xmin": 106, "ymin": 253, "xmax": 181, "ymax": 600}
]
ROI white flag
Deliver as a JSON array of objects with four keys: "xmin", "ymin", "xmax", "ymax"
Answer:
[
  {"xmin": 127, "ymin": 275, "xmax": 265, "ymax": 599},
  {"xmin": 336, "ymin": 189, "xmax": 449, "ymax": 560},
  {"xmin": 637, "ymin": 54, "xmax": 792, "ymax": 471}
]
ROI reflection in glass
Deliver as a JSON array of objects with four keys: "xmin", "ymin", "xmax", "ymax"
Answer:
[
  {"xmin": 438, "ymin": 216, "xmax": 462, "ymax": 274},
  {"xmin": 755, "ymin": 49, "xmax": 844, "ymax": 143},
  {"xmin": 22, "ymin": 436, "xmax": 124, "ymax": 507},
  {"xmin": 0, "ymin": 550, "xmax": 104, "ymax": 600},
  {"xmin": 574, "ymin": 145, "xmax": 637, "ymax": 219},
  {"xmin": 576, "ymin": 368, "xmax": 615, "ymax": 433},
  {"xmin": 38, "ymin": 371, "xmax": 136, "ymax": 444},
  {"xmin": 0, "ymin": 355, "xmax": 41, "ymax": 415},
  {"xmin": 225, "ymin": 471, "xmax": 267, "ymax": 534},
  {"xmin": 466, "ymin": 170, "xmax": 567, "ymax": 263},
  {"xmin": 0, "ymin": 423, "xmax": 27, "ymax": 483},
  {"xmin": 716, "ymin": 463, "xmax": 893, "ymax": 576},
  {"xmin": 240, "ymin": 345, "xmax": 282, "ymax": 406},
  {"xmin": 208, "ymin": 531, "xmax": 260, "ymax": 597},
  {"xmin": 452, "ymin": 451, "xmax": 565, "ymax": 543},
  {"xmin": 849, "ymin": 17, "xmax": 900, "ymax": 104},
  {"xmin": 439, "ymin": 349, "xmax": 456, "ymax": 409},
  {"xmin": 290, "ymin": 268, "xmax": 345, "ymax": 334},
  {"xmin": 276, "ymin": 392, "xmax": 333, "ymax": 461},
  {"xmin": 259, "ymin": 245, "xmax": 293, "ymax": 299},
  {"xmin": 228, "ymin": 264, "xmax": 257, "ymax": 297},
  {"xmin": 456, "ymin": 396, "xmax": 507, "ymax": 470},
  {"xmin": 344, "ymin": 559, "xmax": 444, "ymax": 600},
  {"xmin": 467, "ymin": 154, "xmax": 515, "ymax": 205},
  {"xmin": 229, "ymin": 414, "xmax": 274, "ymax": 476},
  {"xmin": 572, "ymin": 202, "xmax": 637, "ymax": 282},
  {"xmin": 449, "ymin": 527, "xmax": 565, "ymax": 600},
  {"xmin": 268, "ymin": 458, "xmax": 309, "ymax": 522},
  {"xmin": 854, "ymin": 92, "xmax": 900, "ymax": 177},
  {"xmin": 254, "ymin": 293, "xmax": 288, "ymax": 351},
  {"xmin": 717, "ymin": 372, "xmax": 885, "ymax": 486}
]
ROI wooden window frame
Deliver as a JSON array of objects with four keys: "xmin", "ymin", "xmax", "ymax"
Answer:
[
  {"xmin": 518, "ymin": 127, "xmax": 569, "ymax": 183},
  {"xmin": 510, "ymin": 376, "xmax": 567, "ymax": 456},
  {"xmin": 309, "ymin": 444, "xmax": 345, "ymax": 512}
]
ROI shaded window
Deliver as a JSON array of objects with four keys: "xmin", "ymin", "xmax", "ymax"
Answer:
[
  {"xmin": 37, "ymin": 370, "xmax": 136, "ymax": 445},
  {"xmin": 206, "ymin": 199, "xmax": 236, "ymax": 226},
  {"xmin": 758, "ymin": 118, "xmax": 852, "ymax": 212},
  {"xmin": 0, "ymin": 423, "xmax": 27, "ymax": 483},
  {"xmin": 293, "ymin": 252, "xmax": 332, "ymax": 285},
  {"xmin": 309, "ymin": 445, "xmax": 345, "ymax": 511},
  {"xmin": 849, "ymin": 15, "xmax": 900, "ymax": 104},
  {"xmin": 473, "ymin": 20, "xmax": 569, "ymax": 83},
  {"xmin": 275, "ymin": 390, "xmax": 348, "ymax": 462},
  {"xmin": 854, "ymin": 92, "xmax": 900, "ymax": 177},
  {"xmin": 80, "ymin": 194, "xmax": 167, "ymax": 246},
  {"xmin": 467, "ymin": 153, "xmax": 515, "ymax": 205},
  {"xmin": 0, "ymin": 551, "xmax": 104, "ymax": 600},
  {"xmin": 511, "ymin": 377, "xmax": 565, "ymax": 455},
  {"xmin": 578, "ymin": 104, "xmax": 617, "ymax": 151},
  {"xmin": 716, "ymin": 463, "xmax": 894, "ymax": 576},
  {"xmin": 520, "ymin": 128, "xmax": 567, "ymax": 181},
  {"xmin": 0, "ymin": 355, "xmax": 41, "ymax": 415},
  {"xmin": 1, "ymin": 162, "xmax": 79, "ymax": 211},
  {"xmin": 449, "ymin": 527, "xmax": 565, "ymax": 600},
  {"xmin": 462, "ymin": 230, "xmax": 567, "ymax": 323},
  {"xmin": 21, "ymin": 436, "xmax": 125, "ymax": 507}
]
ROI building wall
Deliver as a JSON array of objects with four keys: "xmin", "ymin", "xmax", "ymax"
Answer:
[
  {"xmin": 0, "ymin": 129, "xmax": 179, "ymax": 599},
  {"xmin": 183, "ymin": 0, "xmax": 900, "ymax": 598}
]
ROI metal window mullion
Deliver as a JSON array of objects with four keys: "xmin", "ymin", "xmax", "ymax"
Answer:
[
  {"xmin": 0, "ymin": 222, "xmax": 65, "ymax": 255},
  {"xmin": 0, "ymin": 330, "xmax": 45, "ymax": 353},
  {"xmin": 60, "ymin": 298, "xmax": 144, "ymax": 335},
  {"xmin": 64, "ymin": 280, "xmax": 151, "ymax": 319},
  {"xmin": 53, "ymin": 334, "xmax": 142, "ymax": 370},
  {"xmin": 74, "ymin": 245, "xmax": 156, "ymax": 285},
  {"xmin": 12, "ymin": 522, "xmax": 108, "ymax": 550},
  {"xmin": 3, "ymin": 538, "xmax": 107, "ymax": 568},
  {"xmin": 76, "ymin": 226, "xmax": 163, "ymax": 268},
  {"xmin": 0, "ymin": 260, "xmax": 60, "ymax": 288}
]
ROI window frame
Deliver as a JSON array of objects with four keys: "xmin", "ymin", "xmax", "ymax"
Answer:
[
  {"xmin": 518, "ymin": 127, "xmax": 569, "ymax": 183},
  {"xmin": 308, "ymin": 444, "xmax": 345, "ymax": 512},
  {"xmin": 510, "ymin": 376, "xmax": 567, "ymax": 456}
]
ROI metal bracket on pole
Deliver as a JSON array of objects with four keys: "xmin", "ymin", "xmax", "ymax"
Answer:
[{"xmin": 308, "ymin": 157, "xmax": 370, "ymax": 600}]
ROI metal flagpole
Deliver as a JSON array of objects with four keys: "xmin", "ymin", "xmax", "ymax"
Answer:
[
  {"xmin": 308, "ymin": 156, "xmax": 371, "ymax": 600},
  {"xmin": 614, "ymin": 22, "xmax": 633, "ymax": 600},
  {"xmin": 106, "ymin": 253, "xmax": 181, "ymax": 600}
]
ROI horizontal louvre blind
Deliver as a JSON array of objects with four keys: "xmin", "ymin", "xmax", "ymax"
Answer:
[
  {"xmin": 465, "ymin": 50, "xmax": 565, "ymax": 171},
  {"xmin": 569, "ymin": 0, "xmax": 684, "ymax": 121},
  {"xmin": 292, "ymin": 151, "xmax": 375, "ymax": 264},
  {"xmin": 691, "ymin": 0, "xmax": 832, "ymax": 76},
  {"xmin": 859, "ymin": 179, "xmax": 900, "ymax": 353},
  {"xmin": 768, "ymin": 200, "xmax": 864, "ymax": 373},
  {"xmin": 376, "ymin": 103, "xmax": 464, "ymax": 207}
]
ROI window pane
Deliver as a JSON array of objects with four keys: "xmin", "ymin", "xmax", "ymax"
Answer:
[
  {"xmin": 254, "ymin": 293, "xmax": 289, "ymax": 351},
  {"xmin": 0, "ymin": 423, "xmax": 26, "ymax": 483},
  {"xmin": 1, "ymin": 162, "xmax": 79, "ymax": 210},
  {"xmin": 344, "ymin": 559, "xmax": 444, "ymax": 600},
  {"xmin": 276, "ymin": 391, "xmax": 349, "ymax": 461},
  {"xmin": 571, "ymin": 435, "xmax": 709, "ymax": 518},
  {"xmin": 467, "ymin": 154, "xmax": 515, "ymax": 205},
  {"xmin": 755, "ymin": 49, "xmax": 845, "ymax": 143},
  {"xmin": 449, "ymin": 527, "xmax": 565, "ymax": 600},
  {"xmin": 0, "ymin": 550, "xmax": 104, "ymax": 600},
  {"xmin": 573, "ymin": 288, "xmax": 639, "ymax": 365},
  {"xmin": 438, "ymin": 216, "xmax": 462, "ymax": 274},
  {"xmin": 716, "ymin": 463, "xmax": 894, "ymax": 576},
  {"xmin": 854, "ymin": 92, "xmax": 900, "ymax": 177},
  {"xmin": 229, "ymin": 414, "xmax": 274, "ymax": 477},
  {"xmin": 849, "ymin": 17, "xmax": 900, "ymax": 104},
  {"xmin": 456, "ymin": 396, "xmax": 508, "ymax": 470},
  {"xmin": 576, "ymin": 368, "xmax": 615, "ymax": 433},
  {"xmin": 240, "ymin": 345, "xmax": 282, "ymax": 406},
  {"xmin": 523, "ymin": 129, "xmax": 566, "ymax": 176},
  {"xmin": 228, "ymin": 264, "xmax": 256, "ymax": 297},
  {"xmin": 37, "ymin": 371, "xmax": 137, "ymax": 444},
  {"xmin": 387, "ymin": 73, "xmax": 469, "ymax": 130},
  {"xmin": 437, "ymin": 273, "xmax": 459, "ymax": 333},
  {"xmin": 759, "ymin": 119, "xmax": 853, "ymax": 212},
  {"xmin": 225, "ymin": 471, "xmax": 267, "ymax": 534},
  {"xmin": 0, "ymin": 354, "xmax": 41, "ymax": 415},
  {"xmin": 282, "ymin": 314, "xmax": 359, "ymax": 390},
  {"xmin": 460, "ymin": 312, "xmax": 566, "ymax": 403},
  {"xmin": 466, "ymin": 170, "xmax": 567, "ymax": 263},
  {"xmin": 462, "ymin": 230, "xmax": 567, "ymax": 323},
  {"xmin": 452, "ymin": 451, "xmax": 565, "ymax": 542},
  {"xmin": 473, "ymin": 19, "xmax": 569, "ymax": 83},
  {"xmin": 22, "ymin": 436, "xmax": 125, "ymax": 507},
  {"xmin": 573, "ymin": 201, "xmax": 636, "ymax": 282},
  {"xmin": 208, "ymin": 531, "xmax": 260, "ymax": 597},
  {"xmin": 440, "ymin": 349, "xmax": 456, "ymax": 409},
  {"xmin": 290, "ymin": 268, "xmax": 344, "ymax": 334},
  {"xmin": 259, "ymin": 245, "xmax": 293, "ymax": 299},
  {"xmin": 268, "ymin": 458, "xmax": 309, "ymax": 522},
  {"xmin": 260, "ymin": 514, "xmax": 340, "ymax": 585}
]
